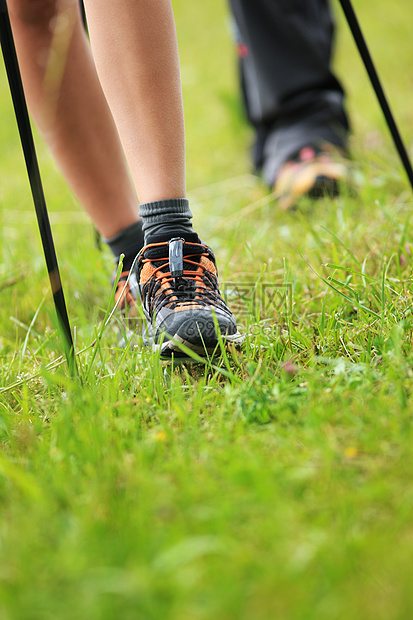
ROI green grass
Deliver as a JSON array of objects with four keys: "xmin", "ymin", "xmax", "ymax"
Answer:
[{"xmin": 1, "ymin": 0, "xmax": 413, "ymax": 618}]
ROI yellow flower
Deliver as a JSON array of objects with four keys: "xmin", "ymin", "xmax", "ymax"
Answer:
[
  {"xmin": 155, "ymin": 430, "xmax": 167, "ymax": 443},
  {"xmin": 344, "ymin": 446, "xmax": 358, "ymax": 459}
]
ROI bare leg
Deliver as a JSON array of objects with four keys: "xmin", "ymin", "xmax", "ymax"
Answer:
[
  {"xmin": 83, "ymin": 0, "xmax": 186, "ymax": 204},
  {"xmin": 62, "ymin": 1, "xmax": 237, "ymax": 356},
  {"xmin": 8, "ymin": 0, "xmax": 139, "ymax": 238}
]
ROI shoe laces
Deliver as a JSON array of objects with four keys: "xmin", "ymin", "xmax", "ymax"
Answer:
[{"xmin": 138, "ymin": 238, "xmax": 231, "ymax": 318}]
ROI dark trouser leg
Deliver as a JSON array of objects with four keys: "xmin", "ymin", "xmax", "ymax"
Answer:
[{"xmin": 228, "ymin": 0, "xmax": 350, "ymax": 185}]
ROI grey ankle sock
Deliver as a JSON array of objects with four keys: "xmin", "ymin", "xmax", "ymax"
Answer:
[
  {"xmin": 139, "ymin": 198, "xmax": 194, "ymax": 242},
  {"xmin": 103, "ymin": 219, "xmax": 144, "ymax": 271}
]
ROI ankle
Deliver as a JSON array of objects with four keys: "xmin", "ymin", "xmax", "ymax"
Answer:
[
  {"xmin": 139, "ymin": 198, "xmax": 194, "ymax": 244},
  {"xmin": 103, "ymin": 219, "xmax": 144, "ymax": 270}
]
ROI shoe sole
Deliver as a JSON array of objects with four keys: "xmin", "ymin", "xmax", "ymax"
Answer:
[{"xmin": 153, "ymin": 330, "xmax": 245, "ymax": 360}]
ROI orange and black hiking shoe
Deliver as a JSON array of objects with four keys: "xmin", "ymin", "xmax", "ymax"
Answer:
[
  {"xmin": 115, "ymin": 270, "xmax": 138, "ymax": 313},
  {"xmin": 133, "ymin": 233, "xmax": 242, "ymax": 358},
  {"xmin": 112, "ymin": 267, "xmax": 142, "ymax": 343}
]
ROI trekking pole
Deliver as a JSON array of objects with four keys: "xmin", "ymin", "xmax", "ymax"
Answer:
[
  {"xmin": 79, "ymin": 0, "xmax": 87, "ymax": 30},
  {"xmin": 337, "ymin": 0, "xmax": 413, "ymax": 193},
  {"xmin": 0, "ymin": 0, "xmax": 78, "ymax": 378}
]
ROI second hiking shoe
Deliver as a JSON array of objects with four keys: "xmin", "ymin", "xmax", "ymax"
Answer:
[
  {"xmin": 134, "ymin": 233, "xmax": 241, "ymax": 358},
  {"xmin": 274, "ymin": 143, "xmax": 349, "ymax": 210}
]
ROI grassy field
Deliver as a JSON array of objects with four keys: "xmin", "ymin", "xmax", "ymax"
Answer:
[{"xmin": 1, "ymin": 0, "xmax": 413, "ymax": 618}]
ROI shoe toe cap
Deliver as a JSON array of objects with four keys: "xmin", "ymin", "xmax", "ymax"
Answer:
[{"xmin": 155, "ymin": 307, "xmax": 237, "ymax": 347}]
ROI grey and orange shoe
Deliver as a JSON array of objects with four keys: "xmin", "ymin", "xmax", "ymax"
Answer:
[
  {"xmin": 274, "ymin": 143, "xmax": 350, "ymax": 211},
  {"xmin": 133, "ymin": 233, "xmax": 242, "ymax": 358}
]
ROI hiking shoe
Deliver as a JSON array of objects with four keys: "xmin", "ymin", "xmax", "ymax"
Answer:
[
  {"xmin": 274, "ymin": 143, "xmax": 349, "ymax": 210},
  {"xmin": 114, "ymin": 270, "xmax": 138, "ymax": 311},
  {"xmin": 133, "ymin": 233, "xmax": 242, "ymax": 358},
  {"xmin": 113, "ymin": 268, "xmax": 141, "ymax": 339}
]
